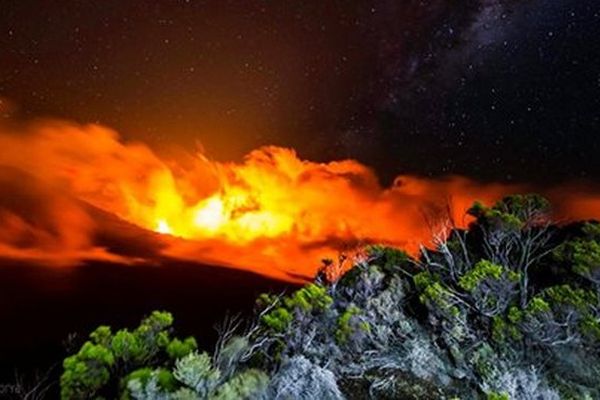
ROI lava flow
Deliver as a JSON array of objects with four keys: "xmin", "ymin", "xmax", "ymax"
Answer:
[{"xmin": 1, "ymin": 118, "xmax": 600, "ymax": 280}]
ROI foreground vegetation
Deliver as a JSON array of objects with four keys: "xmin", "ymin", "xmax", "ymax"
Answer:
[{"xmin": 59, "ymin": 195, "xmax": 600, "ymax": 399}]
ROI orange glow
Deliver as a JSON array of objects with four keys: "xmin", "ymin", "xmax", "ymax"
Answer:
[
  {"xmin": 156, "ymin": 219, "xmax": 173, "ymax": 235},
  {"xmin": 1, "ymin": 118, "xmax": 600, "ymax": 280}
]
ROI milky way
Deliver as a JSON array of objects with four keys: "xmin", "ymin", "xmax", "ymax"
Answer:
[{"xmin": 0, "ymin": 0, "xmax": 598, "ymax": 185}]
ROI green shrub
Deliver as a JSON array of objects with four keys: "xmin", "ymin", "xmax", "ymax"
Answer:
[
  {"xmin": 61, "ymin": 341, "xmax": 115, "ymax": 399},
  {"xmin": 259, "ymin": 283, "xmax": 332, "ymax": 334},
  {"xmin": 487, "ymin": 392, "xmax": 510, "ymax": 400},
  {"xmin": 60, "ymin": 311, "xmax": 197, "ymax": 399},
  {"xmin": 366, "ymin": 245, "xmax": 411, "ymax": 273},
  {"xmin": 458, "ymin": 260, "xmax": 518, "ymax": 292},
  {"xmin": 335, "ymin": 304, "xmax": 369, "ymax": 344}
]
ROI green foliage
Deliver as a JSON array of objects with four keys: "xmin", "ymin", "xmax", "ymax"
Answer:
[
  {"xmin": 470, "ymin": 343, "xmax": 497, "ymax": 380},
  {"xmin": 60, "ymin": 327, "xmax": 271, "ymax": 399},
  {"xmin": 526, "ymin": 296, "xmax": 551, "ymax": 314},
  {"xmin": 419, "ymin": 281, "xmax": 461, "ymax": 318},
  {"xmin": 256, "ymin": 293, "xmax": 275, "ymax": 308},
  {"xmin": 544, "ymin": 284, "xmax": 596, "ymax": 312},
  {"xmin": 121, "ymin": 367, "xmax": 177, "ymax": 397},
  {"xmin": 59, "ymin": 195, "xmax": 600, "ymax": 400},
  {"xmin": 366, "ymin": 244, "xmax": 410, "ymax": 273},
  {"xmin": 210, "ymin": 369, "xmax": 269, "ymax": 400},
  {"xmin": 491, "ymin": 315, "xmax": 522, "ymax": 343},
  {"xmin": 492, "ymin": 306, "xmax": 524, "ymax": 344},
  {"xmin": 283, "ymin": 283, "xmax": 333, "ymax": 312},
  {"xmin": 167, "ymin": 337, "xmax": 198, "ymax": 360},
  {"xmin": 335, "ymin": 304, "xmax": 369, "ymax": 344},
  {"xmin": 413, "ymin": 271, "xmax": 439, "ymax": 291},
  {"xmin": 90, "ymin": 325, "xmax": 112, "ymax": 346},
  {"xmin": 521, "ymin": 285, "xmax": 600, "ymax": 345},
  {"xmin": 261, "ymin": 307, "xmax": 293, "ymax": 333},
  {"xmin": 173, "ymin": 352, "xmax": 221, "ymax": 396},
  {"xmin": 554, "ymin": 222, "xmax": 600, "ymax": 286},
  {"xmin": 61, "ymin": 341, "xmax": 115, "ymax": 399},
  {"xmin": 486, "ymin": 392, "xmax": 510, "ymax": 400},
  {"xmin": 259, "ymin": 283, "xmax": 332, "ymax": 333},
  {"xmin": 60, "ymin": 311, "xmax": 197, "ymax": 399},
  {"xmin": 507, "ymin": 306, "xmax": 523, "ymax": 324},
  {"xmin": 111, "ymin": 329, "xmax": 144, "ymax": 362},
  {"xmin": 122, "ymin": 367, "xmax": 154, "ymax": 394},
  {"xmin": 468, "ymin": 194, "xmax": 550, "ymax": 229},
  {"xmin": 127, "ymin": 352, "xmax": 268, "ymax": 400},
  {"xmin": 155, "ymin": 368, "xmax": 178, "ymax": 391},
  {"xmin": 459, "ymin": 260, "xmax": 505, "ymax": 292}
]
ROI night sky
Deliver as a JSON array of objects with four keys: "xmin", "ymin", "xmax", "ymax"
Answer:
[{"xmin": 1, "ymin": 0, "xmax": 599, "ymax": 185}]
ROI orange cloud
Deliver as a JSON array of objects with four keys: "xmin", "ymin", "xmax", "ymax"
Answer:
[{"xmin": 0, "ymin": 118, "xmax": 598, "ymax": 280}]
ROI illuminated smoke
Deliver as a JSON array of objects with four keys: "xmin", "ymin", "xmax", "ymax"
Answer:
[{"xmin": 0, "ymin": 118, "xmax": 599, "ymax": 280}]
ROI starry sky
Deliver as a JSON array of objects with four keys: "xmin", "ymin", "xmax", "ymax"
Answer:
[{"xmin": 1, "ymin": 0, "xmax": 599, "ymax": 185}]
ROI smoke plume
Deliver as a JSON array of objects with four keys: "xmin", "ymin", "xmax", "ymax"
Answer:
[{"xmin": 0, "ymin": 118, "xmax": 598, "ymax": 280}]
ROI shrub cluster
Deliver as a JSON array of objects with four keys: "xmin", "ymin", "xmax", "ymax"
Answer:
[{"xmin": 60, "ymin": 195, "xmax": 600, "ymax": 399}]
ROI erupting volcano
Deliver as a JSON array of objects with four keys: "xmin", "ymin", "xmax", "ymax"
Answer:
[
  {"xmin": 2, "ymin": 1, "xmax": 599, "ymax": 396},
  {"xmin": 1, "ymin": 118, "xmax": 600, "ymax": 281}
]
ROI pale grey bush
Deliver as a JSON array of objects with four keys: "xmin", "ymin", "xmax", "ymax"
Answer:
[
  {"xmin": 483, "ymin": 367, "xmax": 560, "ymax": 400},
  {"xmin": 173, "ymin": 352, "xmax": 221, "ymax": 396},
  {"xmin": 402, "ymin": 337, "xmax": 447, "ymax": 382},
  {"xmin": 170, "ymin": 388, "xmax": 201, "ymax": 400},
  {"xmin": 128, "ymin": 372, "xmax": 171, "ymax": 400},
  {"xmin": 211, "ymin": 369, "xmax": 269, "ymax": 400},
  {"xmin": 339, "ymin": 263, "xmax": 386, "ymax": 308},
  {"xmin": 214, "ymin": 336, "xmax": 249, "ymax": 375},
  {"xmin": 129, "ymin": 350, "xmax": 268, "ymax": 400},
  {"xmin": 267, "ymin": 356, "xmax": 344, "ymax": 400}
]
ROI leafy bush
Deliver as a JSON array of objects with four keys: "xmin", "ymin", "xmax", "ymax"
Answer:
[
  {"xmin": 127, "ymin": 351, "xmax": 269, "ymax": 400},
  {"xmin": 60, "ymin": 311, "xmax": 267, "ymax": 399},
  {"xmin": 248, "ymin": 195, "xmax": 599, "ymax": 398},
  {"xmin": 267, "ymin": 356, "xmax": 343, "ymax": 400},
  {"xmin": 61, "ymin": 311, "xmax": 193, "ymax": 399}
]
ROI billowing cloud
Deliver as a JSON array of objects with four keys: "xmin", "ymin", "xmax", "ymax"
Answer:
[{"xmin": 0, "ymin": 118, "xmax": 598, "ymax": 280}]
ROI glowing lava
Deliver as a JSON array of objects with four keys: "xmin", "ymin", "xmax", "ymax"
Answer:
[
  {"xmin": 193, "ymin": 196, "xmax": 226, "ymax": 233},
  {"xmin": 156, "ymin": 219, "xmax": 173, "ymax": 235}
]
